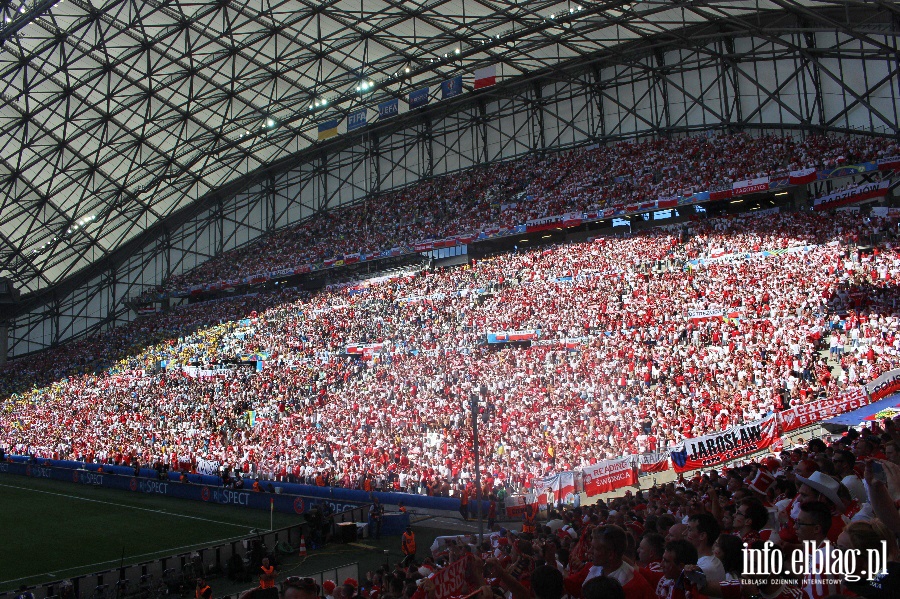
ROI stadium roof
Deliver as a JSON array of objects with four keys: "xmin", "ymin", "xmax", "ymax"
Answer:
[{"xmin": 0, "ymin": 0, "xmax": 893, "ymax": 299}]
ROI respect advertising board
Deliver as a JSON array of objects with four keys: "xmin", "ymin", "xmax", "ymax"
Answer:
[
  {"xmin": 779, "ymin": 388, "xmax": 870, "ymax": 433},
  {"xmin": 670, "ymin": 414, "xmax": 777, "ymax": 473},
  {"xmin": 582, "ymin": 456, "xmax": 637, "ymax": 497}
]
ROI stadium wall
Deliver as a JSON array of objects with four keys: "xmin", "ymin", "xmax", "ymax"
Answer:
[
  {"xmin": 0, "ymin": 456, "xmax": 481, "ymax": 520},
  {"xmin": 8, "ymin": 9, "xmax": 900, "ymax": 355}
]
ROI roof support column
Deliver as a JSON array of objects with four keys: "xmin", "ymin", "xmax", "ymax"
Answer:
[
  {"xmin": 530, "ymin": 81, "xmax": 545, "ymax": 153},
  {"xmin": 591, "ymin": 65, "xmax": 606, "ymax": 140}
]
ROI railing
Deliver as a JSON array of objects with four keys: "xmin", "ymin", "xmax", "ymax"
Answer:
[{"xmin": 271, "ymin": 563, "xmax": 360, "ymax": 599}]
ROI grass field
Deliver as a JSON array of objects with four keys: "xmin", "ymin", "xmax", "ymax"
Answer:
[
  {"xmin": 0, "ymin": 475, "xmax": 462, "ymax": 596},
  {"xmin": 0, "ymin": 476, "xmax": 303, "ymax": 593}
]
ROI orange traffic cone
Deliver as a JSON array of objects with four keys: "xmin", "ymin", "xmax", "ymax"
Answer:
[{"xmin": 298, "ymin": 535, "xmax": 307, "ymax": 558}]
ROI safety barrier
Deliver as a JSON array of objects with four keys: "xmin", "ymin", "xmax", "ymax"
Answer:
[{"xmin": 0, "ymin": 456, "xmax": 487, "ymax": 516}]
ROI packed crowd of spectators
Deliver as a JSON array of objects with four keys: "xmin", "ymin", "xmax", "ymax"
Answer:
[
  {"xmin": 163, "ymin": 134, "xmax": 899, "ymax": 293},
  {"xmin": 3, "ymin": 203, "xmax": 900, "ymax": 498},
  {"xmin": 356, "ymin": 423, "xmax": 900, "ymax": 599}
]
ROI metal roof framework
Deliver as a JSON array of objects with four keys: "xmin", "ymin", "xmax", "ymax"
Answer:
[{"xmin": 1, "ymin": 1, "xmax": 899, "ymax": 331}]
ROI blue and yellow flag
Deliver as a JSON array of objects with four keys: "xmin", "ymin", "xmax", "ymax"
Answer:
[{"xmin": 318, "ymin": 119, "xmax": 338, "ymax": 140}]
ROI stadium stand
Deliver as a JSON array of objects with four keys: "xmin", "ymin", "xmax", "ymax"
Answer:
[
  {"xmin": 2, "ymin": 133, "xmax": 900, "ymax": 499},
  {"xmin": 161, "ymin": 134, "xmax": 898, "ymax": 296}
]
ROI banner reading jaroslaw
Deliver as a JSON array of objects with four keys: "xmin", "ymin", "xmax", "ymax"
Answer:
[
  {"xmin": 670, "ymin": 414, "xmax": 778, "ymax": 474},
  {"xmin": 866, "ymin": 367, "xmax": 900, "ymax": 402},
  {"xmin": 779, "ymin": 387, "xmax": 869, "ymax": 433},
  {"xmin": 813, "ymin": 180, "xmax": 890, "ymax": 211},
  {"xmin": 582, "ymin": 457, "xmax": 637, "ymax": 497}
]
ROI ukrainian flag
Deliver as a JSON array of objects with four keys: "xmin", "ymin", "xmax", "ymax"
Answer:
[{"xmin": 318, "ymin": 119, "xmax": 338, "ymax": 140}]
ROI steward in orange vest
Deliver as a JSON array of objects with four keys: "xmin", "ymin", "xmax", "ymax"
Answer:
[
  {"xmin": 522, "ymin": 503, "xmax": 537, "ymax": 536},
  {"xmin": 259, "ymin": 557, "xmax": 277, "ymax": 590},
  {"xmin": 401, "ymin": 527, "xmax": 416, "ymax": 566},
  {"xmin": 195, "ymin": 579, "xmax": 212, "ymax": 599}
]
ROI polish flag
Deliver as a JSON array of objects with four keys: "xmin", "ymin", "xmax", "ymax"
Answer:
[
  {"xmin": 474, "ymin": 65, "xmax": 496, "ymax": 90},
  {"xmin": 788, "ymin": 168, "xmax": 817, "ymax": 185}
]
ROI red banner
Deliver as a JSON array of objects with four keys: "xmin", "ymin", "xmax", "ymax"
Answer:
[
  {"xmin": 789, "ymin": 168, "xmax": 817, "ymax": 185},
  {"xmin": 812, "ymin": 181, "xmax": 890, "ymax": 211},
  {"xmin": 582, "ymin": 457, "xmax": 637, "ymax": 497},
  {"xmin": 432, "ymin": 554, "xmax": 475, "ymax": 599},
  {"xmin": 532, "ymin": 471, "xmax": 576, "ymax": 506},
  {"xmin": 670, "ymin": 414, "xmax": 778, "ymax": 473},
  {"xmin": 504, "ymin": 494, "xmax": 537, "ymax": 518},
  {"xmin": 562, "ymin": 212, "xmax": 583, "ymax": 227},
  {"xmin": 877, "ymin": 156, "xmax": 900, "ymax": 172},
  {"xmin": 639, "ymin": 451, "xmax": 670, "ymax": 473},
  {"xmin": 866, "ymin": 368, "xmax": 900, "ymax": 402},
  {"xmin": 732, "ymin": 177, "xmax": 771, "ymax": 196},
  {"xmin": 779, "ymin": 388, "xmax": 870, "ymax": 433}
]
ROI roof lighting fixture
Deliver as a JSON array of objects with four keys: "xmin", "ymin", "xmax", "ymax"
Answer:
[
  {"xmin": 266, "ymin": 118, "xmax": 275, "ymax": 127},
  {"xmin": 455, "ymin": 48, "xmax": 461, "ymax": 55}
]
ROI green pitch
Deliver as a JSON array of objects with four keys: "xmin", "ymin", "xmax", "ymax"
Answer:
[{"xmin": 0, "ymin": 476, "xmax": 303, "ymax": 593}]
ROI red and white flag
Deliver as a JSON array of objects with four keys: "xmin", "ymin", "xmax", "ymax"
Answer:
[
  {"xmin": 474, "ymin": 65, "xmax": 496, "ymax": 90},
  {"xmin": 789, "ymin": 168, "xmax": 817, "ymax": 185}
]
